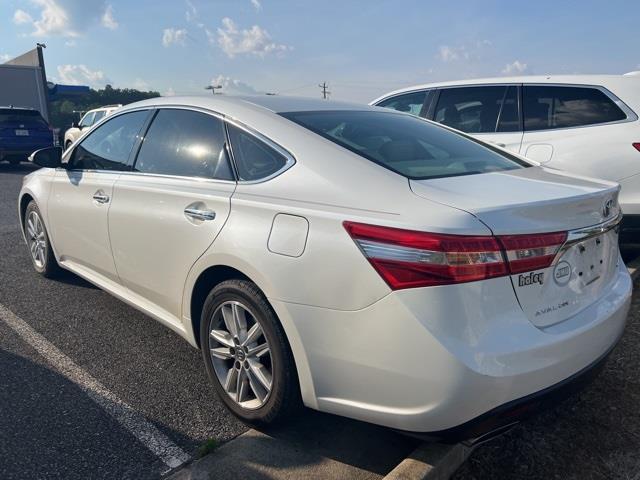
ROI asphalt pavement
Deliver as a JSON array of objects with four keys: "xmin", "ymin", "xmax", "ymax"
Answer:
[{"xmin": 0, "ymin": 163, "xmax": 247, "ymax": 479}]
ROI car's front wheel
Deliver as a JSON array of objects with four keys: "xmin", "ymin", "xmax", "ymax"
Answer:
[
  {"xmin": 24, "ymin": 200, "xmax": 60, "ymax": 277},
  {"xmin": 200, "ymin": 279, "xmax": 300, "ymax": 425}
]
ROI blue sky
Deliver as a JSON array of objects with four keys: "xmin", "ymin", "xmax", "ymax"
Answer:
[{"xmin": 2, "ymin": 0, "xmax": 639, "ymax": 102}]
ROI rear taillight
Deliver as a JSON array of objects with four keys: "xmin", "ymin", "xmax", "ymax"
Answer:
[
  {"xmin": 343, "ymin": 222, "xmax": 507, "ymax": 289},
  {"xmin": 344, "ymin": 222, "xmax": 567, "ymax": 290},
  {"xmin": 498, "ymin": 232, "xmax": 567, "ymax": 274},
  {"xmin": 633, "ymin": 143, "xmax": 640, "ymax": 152}
]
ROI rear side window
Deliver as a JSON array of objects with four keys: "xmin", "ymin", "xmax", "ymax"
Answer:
[
  {"xmin": 93, "ymin": 110, "xmax": 106, "ymax": 124},
  {"xmin": 434, "ymin": 86, "xmax": 519, "ymax": 133},
  {"xmin": 523, "ymin": 86, "xmax": 627, "ymax": 131},
  {"xmin": 0, "ymin": 109, "xmax": 48, "ymax": 127},
  {"xmin": 227, "ymin": 123, "xmax": 289, "ymax": 181},
  {"xmin": 134, "ymin": 109, "xmax": 233, "ymax": 180},
  {"xmin": 69, "ymin": 111, "xmax": 149, "ymax": 171},
  {"xmin": 376, "ymin": 91, "xmax": 428, "ymax": 116},
  {"xmin": 281, "ymin": 110, "xmax": 528, "ymax": 180}
]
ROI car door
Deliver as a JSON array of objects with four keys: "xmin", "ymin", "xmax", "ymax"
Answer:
[
  {"xmin": 430, "ymin": 85, "xmax": 524, "ymax": 153},
  {"xmin": 107, "ymin": 107, "xmax": 236, "ymax": 320},
  {"xmin": 48, "ymin": 109, "xmax": 151, "ymax": 282}
]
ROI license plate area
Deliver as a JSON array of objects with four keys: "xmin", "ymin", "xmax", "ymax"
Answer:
[
  {"xmin": 15, "ymin": 129, "xmax": 29, "ymax": 136},
  {"xmin": 567, "ymin": 234, "xmax": 607, "ymax": 287}
]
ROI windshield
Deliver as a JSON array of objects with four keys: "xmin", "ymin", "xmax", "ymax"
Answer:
[
  {"xmin": 0, "ymin": 109, "xmax": 48, "ymax": 128},
  {"xmin": 280, "ymin": 110, "xmax": 529, "ymax": 180}
]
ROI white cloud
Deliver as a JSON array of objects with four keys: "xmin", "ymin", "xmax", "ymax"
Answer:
[
  {"xmin": 437, "ymin": 45, "xmax": 469, "ymax": 63},
  {"xmin": 56, "ymin": 64, "xmax": 108, "ymax": 88},
  {"xmin": 13, "ymin": 1, "xmax": 118, "ymax": 38},
  {"xmin": 162, "ymin": 27, "xmax": 188, "ymax": 47},
  {"xmin": 64, "ymin": 39, "xmax": 76, "ymax": 46},
  {"xmin": 502, "ymin": 60, "xmax": 530, "ymax": 75},
  {"xmin": 216, "ymin": 17, "xmax": 291, "ymax": 58},
  {"xmin": 101, "ymin": 4, "xmax": 118, "ymax": 30},
  {"xmin": 133, "ymin": 78, "xmax": 150, "ymax": 91},
  {"xmin": 251, "ymin": 0, "xmax": 262, "ymax": 11},
  {"xmin": 163, "ymin": 87, "xmax": 176, "ymax": 97},
  {"xmin": 211, "ymin": 75, "xmax": 261, "ymax": 95},
  {"xmin": 0, "ymin": 53, "xmax": 12, "ymax": 62},
  {"xmin": 13, "ymin": 9, "xmax": 33, "ymax": 25},
  {"xmin": 185, "ymin": 0, "xmax": 197, "ymax": 22}
]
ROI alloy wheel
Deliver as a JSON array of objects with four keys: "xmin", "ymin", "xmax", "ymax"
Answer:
[
  {"xmin": 26, "ymin": 211, "xmax": 46, "ymax": 269},
  {"xmin": 207, "ymin": 300, "xmax": 273, "ymax": 410}
]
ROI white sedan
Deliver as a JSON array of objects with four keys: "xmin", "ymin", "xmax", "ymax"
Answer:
[{"xmin": 20, "ymin": 95, "xmax": 631, "ymax": 440}]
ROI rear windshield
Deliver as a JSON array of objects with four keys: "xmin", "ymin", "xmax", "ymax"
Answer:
[
  {"xmin": 0, "ymin": 109, "xmax": 48, "ymax": 127},
  {"xmin": 280, "ymin": 110, "xmax": 528, "ymax": 180}
]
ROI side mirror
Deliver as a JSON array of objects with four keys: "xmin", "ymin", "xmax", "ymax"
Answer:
[{"xmin": 29, "ymin": 147, "xmax": 63, "ymax": 168}]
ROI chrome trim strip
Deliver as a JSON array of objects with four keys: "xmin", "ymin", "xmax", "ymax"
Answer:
[{"xmin": 565, "ymin": 213, "xmax": 622, "ymax": 245}]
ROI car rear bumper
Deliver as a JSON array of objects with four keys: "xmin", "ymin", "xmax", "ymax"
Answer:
[{"xmin": 272, "ymin": 258, "xmax": 631, "ymax": 437}]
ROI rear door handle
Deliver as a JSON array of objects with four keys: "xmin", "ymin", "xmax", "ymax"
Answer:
[
  {"xmin": 92, "ymin": 191, "xmax": 110, "ymax": 204},
  {"xmin": 184, "ymin": 207, "xmax": 216, "ymax": 221}
]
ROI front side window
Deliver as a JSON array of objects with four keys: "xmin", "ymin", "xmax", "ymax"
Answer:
[
  {"xmin": 281, "ymin": 110, "xmax": 528, "ymax": 180},
  {"xmin": 68, "ymin": 110, "xmax": 149, "ymax": 170},
  {"xmin": 134, "ymin": 109, "xmax": 233, "ymax": 180},
  {"xmin": 227, "ymin": 123, "xmax": 289, "ymax": 181},
  {"xmin": 79, "ymin": 112, "xmax": 95, "ymax": 128},
  {"xmin": 523, "ymin": 85, "xmax": 627, "ymax": 131},
  {"xmin": 434, "ymin": 86, "xmax": 519, "ymax": 133},
  {"xmin": 376, "ymin": 91, "xmax": 428, "ymax": 117}
]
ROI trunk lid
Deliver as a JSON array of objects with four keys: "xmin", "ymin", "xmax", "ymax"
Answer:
[{"xmin": 410, "ymin": 166, "xmax": 622, "ymax": 328}]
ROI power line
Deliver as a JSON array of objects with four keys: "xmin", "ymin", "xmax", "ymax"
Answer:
[{"xmin": 318, "ymin": 81, "xmax": 330, "ymax": 99}]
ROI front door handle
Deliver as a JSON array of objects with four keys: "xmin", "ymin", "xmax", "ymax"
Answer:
[
  {"xmin": 184, "ymin": 207, "xmax": 216, "ymax": 221},
  {"xmin": 92, "ymin": 191, "xmax": 110, "ymax": 204}
]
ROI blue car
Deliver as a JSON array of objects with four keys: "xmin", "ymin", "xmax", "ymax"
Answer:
[{"xmin": 0, "ymin": 107, "xmax": 55, "ymax": 165}]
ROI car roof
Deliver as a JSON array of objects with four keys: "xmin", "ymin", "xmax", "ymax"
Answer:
[
  {"xmin": 370, "ymin": 74, "xmax": 640, "ymax": 104},
  {"xmin": 123, "ymin": 94, "xmax": 378, "ymax": 115}
]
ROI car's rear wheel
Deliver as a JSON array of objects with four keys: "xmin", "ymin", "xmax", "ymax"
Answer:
[
  {"xmin": 200, "ymin": 279, "xmax": 300, "ymax": 424},
  {"xmin": 24, "ymin": 201, "xmax": 60, "ymax": 277}
]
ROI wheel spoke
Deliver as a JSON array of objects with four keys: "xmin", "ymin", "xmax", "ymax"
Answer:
[
  {"xmin": 248, "ymin": 358, "xmax": 272, "ymax": 392},
  {"xmin": 246, "ymin": 369, "xmax": 267, "ymax": 403},
  {"xmin": 210, "ymin": 329, "xmax": 234, "ymax": 347},
  {"xmin": 242, "ymin": 322, "xmax": 263, "ymax": 347},
  {"xmin": 30, "ymin": 241, "xmax": 37, "ymax": 257},
  {"xmin": 236, "ymin": 368, "xmax": 248, "ymax": 403},
  {"xmin": 26, "ymin": 219, "xmax": 36, "ymax": 239},
  {"xmin": 221, "ymin": 304, "xmax": 237, "ymax": 337},
  {"xmin": 210, "ymin": 347, "xmax": 234, "ymax": 360},
  {"xmin": 247, "ymin": 343, "xmax": 269, "ymax": 358},
  {"xmin": 223, "ymin": 367, "xmax": 237, "ymax": 393},
  {"xmin": 232, "ymin": 303, "xmax": 247, "ymax": 343}
]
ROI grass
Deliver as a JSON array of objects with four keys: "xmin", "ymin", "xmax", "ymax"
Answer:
[
  {"xmin": 196, "ymin": 438, "xmax": 219, "ymax": 458},
  {"xmin": 454, "ymin": 278, "xmax": 640, "ymax": 480}
]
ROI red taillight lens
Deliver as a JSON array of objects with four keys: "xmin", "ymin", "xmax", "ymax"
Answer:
[
  {"xmin": 343, "ymin": 222, "xmax": 507, "ymax": 289},
  {"xmin": 344, "ymin": 222, "xmax": 568, "ymax": 290},
  {"xmin": 498, "ymin": 232, "xmax": 567, "ymax": 274},
  {"xmin": 633, "ymin": 143, "xmax": 640, "ymax": 152}
]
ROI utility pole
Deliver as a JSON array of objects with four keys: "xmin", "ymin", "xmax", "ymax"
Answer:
[{"xmin": 318, "ymin": 82, "xmax": 330, "ymax": 99}]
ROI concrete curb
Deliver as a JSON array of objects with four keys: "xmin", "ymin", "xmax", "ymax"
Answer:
[{"xmin": 382, "ymin": 443, "xmax": 473, "ymax": 480}]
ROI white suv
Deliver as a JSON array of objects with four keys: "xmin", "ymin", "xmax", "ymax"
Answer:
[
  {"xmin": 64, "ymin": 104, "xmax": 121, "ymax": 150},
  {"xmin": 372, "ymin": 75, "xmax": 640, "ymax": 243}
]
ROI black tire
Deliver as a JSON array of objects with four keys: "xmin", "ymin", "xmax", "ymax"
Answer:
[
  {"xmin": 24, "ymin": 200, "xmax": 61, "ymax": 278},
  {"xmin": 200, "ymin": 279, "xmax": 301, "ymax": 425}
]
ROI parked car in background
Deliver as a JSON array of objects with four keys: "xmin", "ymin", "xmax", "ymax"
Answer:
[
  {"xmin": 0, "ymin": 106, "xmax": 55, "ymax": 165},
  {"xmin": 371, "ymin": 75, "xmax": 640, "ymax": 244},
  {"xmin": 63, "ymin": 104, "xmax": 121, "ymax": 150},
  {"xmin": 21, "ymin": 96, "xmax": 630, "ymax": 441}
]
